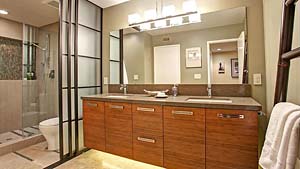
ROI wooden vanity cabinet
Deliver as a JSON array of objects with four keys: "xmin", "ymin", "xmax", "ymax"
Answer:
[
  {"xmin": 105, "ymin": 102, "xmax": 133, "ymax": 158},
  {"xmin": 83, "ymin": 100, "xmax": 105, "ymax": 151},
  {"xmin": 83, "ymin": 99, "xmax": 259, "ymax": 169},
  {"xmin": 132, "ymin": 104, "xmax": 163, "ymax": 166},
  {"xmin": 163, "ymin": 106, "xmax": 206, "ymax": 169},
  {"xmin": 206, "ymin": 109, "xmax": 258, "ymax": 169}
]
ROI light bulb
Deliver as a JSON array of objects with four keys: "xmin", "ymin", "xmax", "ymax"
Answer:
[
  {"xmin": 183, "ymin": 0, "xmax": 197, "ymax": 13},
  {"xmin": 128, "ymin": 13, "xmax": 141, "ymax": 24},
  {"xmin": 163, "ymin": 5, "xmax": 176, "ymax": 17},
  {"xmin": 0, "ymin": 9, "xmax": 8, "ymax": 15}
]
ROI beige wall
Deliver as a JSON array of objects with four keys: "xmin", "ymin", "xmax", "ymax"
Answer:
[
  {"xmin": 263, "ymin": 1, "xmax": 300, "ymax": 114},
  {"xmin": 211, "ymin": 51, "xmax": 239, "ymax": 84},
  {"xmin": 0, "ymin": 17, "xmax": 23, "ymax": 40},
  {"xmin": 103, "ymin": 0, "xmax": 266, "ymax": 111}
]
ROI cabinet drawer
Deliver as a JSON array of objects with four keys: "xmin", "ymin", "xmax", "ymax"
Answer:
[
  {"xmin": 132, "ymin": 104, "xmax": 163, "ymax": 136},
  {"xmin": 206, "ymin": 109, "xmax": 258, "ymax": 169},
  {"xmin": 164, "ymin": 106, "xmax": 205, "ymax": 169},
  {"xmin": 105, "ymin": 102, "xmax": 133, "ymax": 158},
  {"xmin": 133, "ymin": 132, "xmax": 163, "ymax": 167},
  {"xmin": 164, "ymin": 106, "xmax": 204, "ymax": 121},
  {"xmin": 83, "ymin": 100, "xmax": 105, "ymax": 151},
  {"xmin": 83, "ymin": 100, "xmax": 103, "ymax": 113}
]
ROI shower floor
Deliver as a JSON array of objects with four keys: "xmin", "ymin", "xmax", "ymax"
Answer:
[{"xmin": 0, "ymin": 126, "xmax": 40, "ymax": 145}]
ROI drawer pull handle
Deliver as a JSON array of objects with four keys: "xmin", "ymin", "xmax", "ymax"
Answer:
[
  {"xmin": 172, "ymin": 110, "xmax": 193, "ymax": 116},
  {"xmin": 87, "ymin": 103, "xmax": 98, "ymax": 107},
  {"xmin": 110, "ymin": 105, "xmax": 124, "ymax": 109},
  {"xmin": 137, "ymin": 137, "xmax": 156, "ymax": 143},
  {"xmin": 217, "ymin": 113, "xmax": 245, "ymax": 119},
  {"xmin": 137, "ymin": 107, "xmax": 155, "ymax": 112}
]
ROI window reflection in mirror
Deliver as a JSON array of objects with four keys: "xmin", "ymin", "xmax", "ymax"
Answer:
[{"xmin": 109, "ymin": 7, "xmax": 247, "ymax": 85}]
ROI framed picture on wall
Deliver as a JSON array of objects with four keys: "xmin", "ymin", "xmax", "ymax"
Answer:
[
  {"xmin": 231, "ymin": 58, "xmax": 239, "ymax": 78},
  {"xmin": 185, "ymin": 47, "xmax": 202, "ymax": 68}
]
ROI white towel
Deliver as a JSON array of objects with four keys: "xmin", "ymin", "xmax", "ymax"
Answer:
[
  {"xmin": 286, "ymin": 118, "xmax": 300, "ymax": 169},
  {"xmin": 274, "ymin": 111, "xmax": 300, "ymax": 169},
  {"xmin": 259, "ymin": 102, "xmax": 300, "ymax": 169}
]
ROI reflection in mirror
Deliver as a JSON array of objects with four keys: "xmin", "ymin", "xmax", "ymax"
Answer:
[{"xmin": 110, "ymin": 7, "xmax": 247, "ymax": 85}]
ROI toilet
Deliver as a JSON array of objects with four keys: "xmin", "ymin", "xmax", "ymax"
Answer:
[{"xmin": 39, "ymin": 117, "xmax": 59, "ymax": 151}]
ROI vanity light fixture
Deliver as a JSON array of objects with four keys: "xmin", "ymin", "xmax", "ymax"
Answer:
[
  {"xmin": 128, "ymin": 0, "xmax": 201, "ymax": 31},
  {"xmin": 0, "ymin": 9, "xmax": 8, "ymax": 15},
  {"xmin": 217, "ymin": 48, "xmax": 222, "ymax": 51}
]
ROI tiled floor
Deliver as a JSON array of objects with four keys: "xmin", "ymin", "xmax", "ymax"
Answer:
[
  {"xmin": 56, "ymin": 150, "xmax": 165, "ymax": 169},
  {"xmin": 0, "ymin": 142, "xmax": 59, "ymax": 169},
  {"xmin": 0, "ymin": 126, "xmax": 40, "ymax": 145}
]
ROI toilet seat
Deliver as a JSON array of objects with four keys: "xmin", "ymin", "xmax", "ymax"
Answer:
[{"xmin": 39, "ymin": 117, "xmax": 59, "ymax": 126}]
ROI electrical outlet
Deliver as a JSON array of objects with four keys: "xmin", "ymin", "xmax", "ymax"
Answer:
[
  {"xmin": 104, "ymin": 77, "xmax": 109, "ymax": 85},
  {"xmin": 253, "ymin": 74, "xmax": 262, "ymax": 85},
  {"xmin": 194, "ymin": 74, "xmax": 201, "ymax": 80},
  {"xmin": 134, "ymin": 74, "xmax": 139, "ymax": 80}
]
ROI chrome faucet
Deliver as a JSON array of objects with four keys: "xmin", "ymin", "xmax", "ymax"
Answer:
[
  {"xmin": 120, "ymin": 84, "xmax": 128, "ymax": 95},
  {"xmin": 207, "ymin": 84, "xmax": 212, "ymax": 97}
]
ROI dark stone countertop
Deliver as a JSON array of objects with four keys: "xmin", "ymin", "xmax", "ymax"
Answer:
[{"xmin": 81, "ymin": 93, "xmax": 262, "ymax": 111}]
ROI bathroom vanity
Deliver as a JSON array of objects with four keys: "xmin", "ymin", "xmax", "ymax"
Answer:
[{"xmin": 82, "ymin": 94, "xmax": 261, "ymax": 169}]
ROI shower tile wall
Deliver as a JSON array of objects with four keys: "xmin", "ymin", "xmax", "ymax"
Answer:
[{"xmin": 0, "ymin": 36, "xmax": 22, "ymax": 80}]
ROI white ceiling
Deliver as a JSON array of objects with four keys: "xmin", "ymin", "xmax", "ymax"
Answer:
[
  {"xmin": 0, "ymin": 0, "xmax": 59, "ymax": 27},
  {"xmin": 89, "ymin": 0, "xmax": 129, "ymax": 8}
]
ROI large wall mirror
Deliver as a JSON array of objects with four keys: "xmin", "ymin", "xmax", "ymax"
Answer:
[{"xmin": 110, "ymin": 7, "xmax": 247, "ymax": 85}]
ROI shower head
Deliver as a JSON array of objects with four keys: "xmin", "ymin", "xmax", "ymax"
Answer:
[{"xmin": 32, "ymin": 43, "xmax": 47, "ymax": 51}]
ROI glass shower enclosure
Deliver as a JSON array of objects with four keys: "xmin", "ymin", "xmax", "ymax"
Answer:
[{"xmin": 22, "ymin": 24, "xmax": 58, "ymax": 138}]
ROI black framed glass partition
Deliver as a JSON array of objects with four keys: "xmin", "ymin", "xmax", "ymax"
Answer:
[{"xmin": 59, "ymin": 0, "xmax": 103, "ymax": 160}]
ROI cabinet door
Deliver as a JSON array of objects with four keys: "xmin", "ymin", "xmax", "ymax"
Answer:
[
  {"xmin": 206, "ymin": 109, "xmax": 258, "ymax": 169},
  {"xmin": 163, "ymin": 106, "xmax": 205, "ymax": 169},
  {"xmin": 83, "ymin": 100, "xmax": 105, "ymax": 151},
  {"xmin": 105, "ymin": 102, "xmax": 132, "ymax": 158},
  {"xmin": 132, "ymin": 104, "xmax": 163, "ymax": 166}
]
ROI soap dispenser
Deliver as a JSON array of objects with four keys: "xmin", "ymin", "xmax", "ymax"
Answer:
[{"xmin": 172, "ymin": 84, "xmax": 178, "ymax": 97}]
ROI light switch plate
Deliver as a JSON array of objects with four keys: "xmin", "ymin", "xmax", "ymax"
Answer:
[
  {"xmin": 104, "ymin": 77, "xmax": 109, "ymax": 85},
  {"xmin": 194, "ymin": 74, "xmax": 201, "ymax": 80},
  {"xmin": 253, "ymin": 74, "xmax": 262, "ymax": 85},
  {"xmin": 134, "ymin": 74, "xmax": 139, "ymax": 80}
]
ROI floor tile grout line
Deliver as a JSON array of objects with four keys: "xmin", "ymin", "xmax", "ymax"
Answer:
[
  {"xmin": 10, "ymin": 131, "xmax": 24, "ymax": 137},
  {"xmin": 13, "ymin": 152, "xmax": 34, "ymax": 162}
]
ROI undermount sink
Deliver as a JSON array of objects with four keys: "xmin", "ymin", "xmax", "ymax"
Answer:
[
  {"xmin": 106, "ymin": 95, "xmax": 129, "ymax": 98},
  {"xmin": 186, "ymin": 97, "xmax": 233, "ymax": 103},
  {"xmin": 106, "ymin": 94, "xmax": 133, "ymax": 98}
]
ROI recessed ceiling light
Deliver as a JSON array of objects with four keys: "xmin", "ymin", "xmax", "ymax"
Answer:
[
  {"xmin": 0, "ymin": 9, "xmax": 8, "ymax": 15},
  {"xmin": 217, "ymin": 48, "xmax": 222, "ymax": 51}
]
